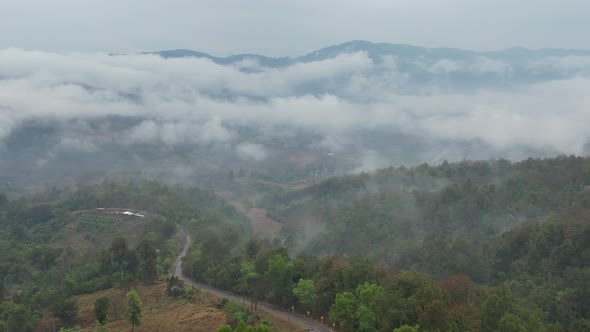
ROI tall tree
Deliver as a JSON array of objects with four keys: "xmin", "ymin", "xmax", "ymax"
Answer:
[
  {"xmin": 329, "ymin": 292, "xmax": 358, "ymax": 332},
  {"xmin": 6, "ymin": 305, "xmax": 33, "ymax": 332},
  {"xmin": 265, "ymin": 255, "xmax": 295, "ymax": 306},
  {"xmin": 137, "ymin": 238, "xmax": 158, "ymax": 283},
  {"xmin": 381, "ymin": 271, "xmax": 443, "ymax": 330},
  {"xmin": 356, "ymin": 282, "xmax": 384, "ymax": 312},
  {"xmin": 51, "ymin": 299, "xmax": 79, "ymax": 328},
  {"xmin": 480, "ymin": 287, "xmax": 516, "ymax": 332},
  {"xmin": 111, "ymin": 237, "xmax": 129, "ymax": 278},
  {"xmin": 94, "ymin": 296, "xmax": 110, "ymax": 330},
  {"xmin": 293, "ymin": 278, "xmax": 317, "ymax": 313},
  {"xmin": 355, "ymin": 282, "xmax": 384, "ymax": 331},
  {"xmin": 356, "ymin": 304, "xmax": 378, "ymax": 332},
  {"xmin": 125, "ymin": 289, "xmax": 142, "ymax": 332}
]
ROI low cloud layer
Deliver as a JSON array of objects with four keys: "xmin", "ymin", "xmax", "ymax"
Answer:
[{"xmin": 0, "ymin": 47, "xmax": 589, "ymax": 172}]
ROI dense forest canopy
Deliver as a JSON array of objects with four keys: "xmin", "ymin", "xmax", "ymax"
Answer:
[
  {"xmin": 260, "ymin": 156, "xmax": 590, "ymax": 269},
  {"xmin": 1, "ymin": 156, "xmax": 590, "ymax": 331}
]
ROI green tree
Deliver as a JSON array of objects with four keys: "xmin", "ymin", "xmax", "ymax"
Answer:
[
  {"xmin": 356, "ymin": 304, "xmax": 378, "ymax": 332},
  {"xmin": 125, "ymin": 289, "xmax": 142, "ymax": 332},
  {"xmin": 382, "ymin": 271, "xmax": 443, "ymax": 329},
  {"xmin": 52, "ymin": 299, "xmax": 79, "ymax": 328},
  {"xmin": 330, "ymin": 292, "xmax": 358, "ymax": 331},
  {"xmin": 240, "ymin": 262, "xmax": 261, "ymax": 311},
  {"xmin": 393, "ymin": 324, "xmax": 420, "ymax": 332},
  {"xmin": 245, "ymin": 239, "xmax": 261, "ymax": 259},
  {"xmin": 110, "ymin": 237, "xmax": 130, "ymax": 277},
  {"xmin": 94, "ymin": 296, "xmax": 110, "ymax": 329},
  {"xmin": 216, "ymin": 325, "xmax": 233, "ymax": 332},
  {"xmin": 498, "ymin": 313, "xmax": 527, "ymax": 332},
  {"xmin": 137, "ymin": 238, "xmax": 158, "ymax": 283},
  {"xmin": 293, "ymin": 278, "xmax": 317, "ymax": 312},
  {"xmin": 356, "ymin": 282, "xmax": 384, "ymax": 312},
  {"xmin": 6, "ymin": 304, "xmax": 33, "ymax": 332},
  {"xmin": 64, "ymin": 275, "xmax": 76, "ymax": 296},
  {"xmin": 354, "ymin": 282, "xmax": 384, "ymax": 331},
  {"xmin": 343, "ymin": 256, "xmax": 376, "ymax": 290},
  {"xmin": 480, "ymin": 287, "xmax": 515, "ymax": 332},
  {"xmin": 235, "ymin": 320, "xmax": 248, "ymax": 332},
  {"xmin": 265, "ymin": 255, "xmax": 295, "ymax": 305},
  {"xmin": 256, "ymin": 325, "xmax": 270, "ymax": 332}
]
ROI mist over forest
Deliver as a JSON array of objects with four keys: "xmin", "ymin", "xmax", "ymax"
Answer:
[
  {"xmin": 2, "ymin": 41, "xmax": 590, "ymax": 189},
  {"xmin": 5, "ymin": 0, "xmax": 590, "ymax": 330},
  {"xmin": 3, "ymin": 39, "xmax": 590, "ymax": 332}
]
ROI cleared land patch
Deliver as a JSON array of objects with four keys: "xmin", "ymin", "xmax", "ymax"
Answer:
[
  {"xmin": 49, "ymin": 208, "xmax": 156, "ymax": 260},
  {"xmin": 34, "ymin": 281, "xmax": 227, "ymax": 332}
]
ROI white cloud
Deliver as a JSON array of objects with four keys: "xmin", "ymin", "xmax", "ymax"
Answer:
[
  {"xmin": 236, "ymin": 143, "xmax": 268, "ymax": 161},
  {"xmin": 530, "ymin": 56, "xmax": 590, "ymax": 76},
  {"xmin": 430, "ymin": 59, "xmax": 461, "ymax": 73},
  {"xmin": 124, "ymin": 118, "xmax": 234, "ymax": 146},
  {"xmin": 0, "ymin": 48, "xmax": 589, "ymax": 160}
]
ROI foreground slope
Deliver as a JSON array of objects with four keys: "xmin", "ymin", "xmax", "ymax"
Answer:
[{"xmin": 35, "ymin": 281, "xmax": 226, "ymax": 332}]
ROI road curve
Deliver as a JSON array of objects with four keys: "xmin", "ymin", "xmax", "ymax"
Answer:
[{"xmin": 171, "ymin": 230, "xmax": 332, "ymax": 332}]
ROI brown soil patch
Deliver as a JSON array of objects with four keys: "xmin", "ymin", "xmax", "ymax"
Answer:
[
  {"xmin": 244, "ymin": 206, "xmax": 282, "ymax": 239},
  {"xmin": 288, "ymin": 153, "xmax": 317, "ymax": 168},
  {"xmin": 229, "ymin": 200, "xmax": 282, "ymax": 239},
  {"xmin": 35, "ymin": 281, "xmax": 226, "ymax": 332},
  {"xmin": 35, "ymin": 280, "xmax": 299, "ymax": 332},
  {"xmin": 215, "ymin": 178, "xmax": 312, "ymax": 240}
]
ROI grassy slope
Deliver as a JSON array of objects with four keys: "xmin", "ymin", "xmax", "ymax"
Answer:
[
  {"xmin": 35, "ymin": 280, "xmax": 226, "ymax": 331},
  {"xmin": 35, "ymin": 279, "xmax": 300, "ymax": 332}
]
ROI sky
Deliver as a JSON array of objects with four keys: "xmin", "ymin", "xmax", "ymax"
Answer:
[{"xmin": 1, "ymin": 0, "xmax": 589, "ymax": 55}]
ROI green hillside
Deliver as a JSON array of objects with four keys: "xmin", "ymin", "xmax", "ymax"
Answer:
[
  {"xmin": 260, "ymin": 156, "xmax": 590, "ymax": 273},
  {"xmin": 178, "ymin": 157, "xmax": 590, "ymax": 331},
  {"xmin": 3, "ymin": 158, "xmax": 590, "ymax": 331},
  {"xmin": 0, "ymin": 181, "xmax": 249, "ymax": 331}
]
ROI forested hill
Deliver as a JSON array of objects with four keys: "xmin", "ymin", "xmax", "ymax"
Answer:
[
  {"xmin": 185, "ymin": 156, "xmax": 590, "ymax": 331},
  {"xmin": 2, "ymin": 160, "xmax": 590, "ymax": 330},
  {"xmin": 260, "ymin": 156, "xmax": 590, "ymax": 277},
  {"xmin": 0, "ymin": 182, "xmax": 250, "ymax": 331}
]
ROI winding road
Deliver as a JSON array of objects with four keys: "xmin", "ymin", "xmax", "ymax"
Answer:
[{"xmin": 171, "ymin": 231, "xmax": 332, "ymax": 332}]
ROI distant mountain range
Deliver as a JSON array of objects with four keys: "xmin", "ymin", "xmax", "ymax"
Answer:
[
  {"xmin": 148, "ymin": 40, "xmax": 590, "ymax": 90},
  {"xmin": 150, "ymin": 40, "xmax": 590, "ymax": 67}
]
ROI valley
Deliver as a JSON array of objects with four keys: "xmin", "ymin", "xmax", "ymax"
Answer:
[{"xmin": 1, "ymin": 20, "xmax": 590, "ymax": 331}]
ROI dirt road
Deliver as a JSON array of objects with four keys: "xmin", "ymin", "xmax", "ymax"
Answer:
[{"xmin": 171, "ymin": 231, "xmax": 332, "ymax": 332}]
